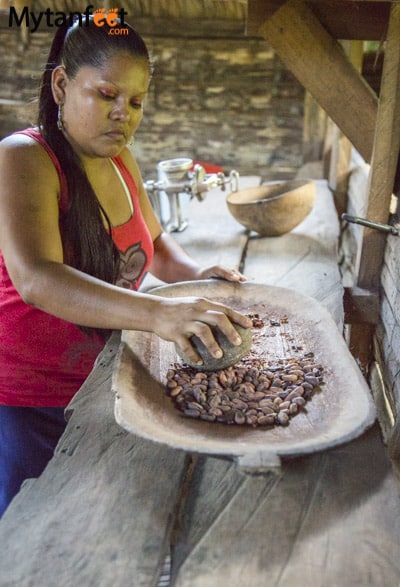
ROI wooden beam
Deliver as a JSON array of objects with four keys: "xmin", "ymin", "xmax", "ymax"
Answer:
[
  {"xmin": 357, "ymin": 1, "xmax": 400, "ymax": 291},
  {"xmin": 328, "ymin": 41, "xmax": 364, "ymax": 215},
  {"xmin": 308, "ymin": 1, "xmax": 390, "ymax": 41},
  {"xmin": 256, "ymin": 0, "xmax": 378, "ymax": 163},
  {"xmin": 247, "ymin": 0, "xmax": 391, "ymax": 40},
  {"xmin": 343, "ymin": 286, "xmax": 380, "ymax": 324},
  {"xmin": 302, "ymin": 91, "xmax": 329, "ymax": 163}
]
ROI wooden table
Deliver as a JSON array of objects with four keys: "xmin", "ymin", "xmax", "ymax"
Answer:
[{"xmin": 0, "ymin": 178, "xmax": 399, "ymax": 587}]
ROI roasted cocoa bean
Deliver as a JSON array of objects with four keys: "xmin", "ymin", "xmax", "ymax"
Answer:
[
  {"xmin": 279, "ymin": 400, "xmax": 291, "ymax": 411},
  {"xmin": 257, "ymin": 414, "xmax": 275, "ymax": 426},
  {"xmin": 276, "ymin": 412, "xmax": 290, "ymax": 426},
  {"xmin": 165, "ymin": 344, "xmax": 324, "ymax": 428},
  {"xmin": 305, "ymin": 375, "xmax": 320, "ymax": 387},
  {"xmin": 184, "ymin": 408, "xmax": 201, "ymax": 418},
  {"xmin": 170, "ymin": 385, "xmax": 183, "ymax": 398},
  {"xmin": 200, "ymin": 413, "xmax": 216, "ymax": 422},
  {"xmin": 246, "ymin": 414, "xmax": 258, "ymax": 426},
  {"xmin": 187, "ymin": 401, "xmax": 204, "ymax": 412},
  {"xmin": 234, "ymin": 411, "xmax": 246, "ymax": 425},
  {"xmin": 282, "ymin": 374, "xmax": 298, "ymax": 382},
  {"xmin": 293, "ymin": 396, "xmax": 306, "ymax": 407}
]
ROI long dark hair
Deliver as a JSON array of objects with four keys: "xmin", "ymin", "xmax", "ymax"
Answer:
[{"xmin": 37, "ymin": 18, "xmax": 151, "ymax": 336}]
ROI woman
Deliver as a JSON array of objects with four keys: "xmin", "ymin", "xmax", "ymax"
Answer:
[{"xmin": 0, "ymin": 18, "xmax": 251, "ymax": 516}]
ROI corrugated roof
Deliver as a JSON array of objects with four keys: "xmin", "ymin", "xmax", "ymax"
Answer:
[{"xmin": 32, "ymin": 0, "xmax": 247, "ymax": 20}]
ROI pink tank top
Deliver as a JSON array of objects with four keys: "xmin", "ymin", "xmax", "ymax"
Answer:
[{"xmin": 0, "ymin": 129, "xmax": 154, "ymax": 407}]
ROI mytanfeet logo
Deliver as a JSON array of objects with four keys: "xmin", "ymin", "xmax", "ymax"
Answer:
[{"xmin": 8, "ymin": 5, "xmax": 128, "ymax": 33}]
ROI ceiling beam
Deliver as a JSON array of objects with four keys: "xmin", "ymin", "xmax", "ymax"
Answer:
[
  {"xmin": 247, "ymin": 0, "xmax": 391, "ymax": 40},
  {"xmin": 256, "ymin": 0, "xmax": 378, "ymax": 162}
]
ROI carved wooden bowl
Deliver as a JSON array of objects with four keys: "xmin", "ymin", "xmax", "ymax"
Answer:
[
  {"xmin": 113, "ymin": 281, "xmax": 375, "ymax": 473},
  {"xmin": 226, "ymin": 179, "xmax": 316, "ymax": 236}
]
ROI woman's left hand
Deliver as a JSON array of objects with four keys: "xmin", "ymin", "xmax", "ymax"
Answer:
[
  {"xmin": 149, "ymin": 232, "xmax": 248, "ymax": 284},
  {"xmin": 194, "ymin": 265, "xmax": 247, "ymax": 282}
]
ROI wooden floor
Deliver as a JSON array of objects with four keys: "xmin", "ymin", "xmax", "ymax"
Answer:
[{"xmin": 0, "ymin": 178, "xmax": 399, "ymax": 586}]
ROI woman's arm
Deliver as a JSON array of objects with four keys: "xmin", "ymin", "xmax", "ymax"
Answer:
[
  {"xmin": 0, "ymin": 137, "xmax": 251, "ymax": 365},
  {"xmin": 119, "ymin": 148, "xmax": 247, "ymax": 284},
  {"xmin": 149, "ymin": 232, "xmax": 247, "ymax": 283}
]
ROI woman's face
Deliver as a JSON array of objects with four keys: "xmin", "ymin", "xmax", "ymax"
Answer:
[{"xmin": 53, "ymin": 52, "xmax": 150, "ymax": 161}]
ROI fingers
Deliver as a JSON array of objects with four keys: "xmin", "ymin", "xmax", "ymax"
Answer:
[
  {"xmin": 198, "ymin": 265, "xmax": 247, "ymax": 282},
  {"xmin": 173, "ymin": 299, "xmax": 253, "ymax": 365},
  {"xmin": 224, "ymin": 307, "xmax": 253, "ymax": 330},
  {"xmin": 220, "ymin": 267, "xmax": 247, "ymax": 282},
  {"xmin": 176, "ymin": 320, "xmax": 225, "ymax": 365},
  {"xmin": 175, "ymin": 333, "xmax": 204, "ymax": 366}
]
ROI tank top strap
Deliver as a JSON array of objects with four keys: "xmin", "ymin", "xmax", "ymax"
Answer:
[{"xmin": 110, "ymin": 155, "xmax": 140, "ymax": 205}]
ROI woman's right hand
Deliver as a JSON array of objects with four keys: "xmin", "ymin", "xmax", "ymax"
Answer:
[{"xmin": 151, "ymin": 296, "xmax": 253, "ymax": 366}]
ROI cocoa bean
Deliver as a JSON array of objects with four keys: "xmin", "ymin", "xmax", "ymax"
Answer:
[
  {"xmin": 234, "ymin": 411, "xmax": 246, "ymax": 425},
  {"xmin": 282, "ymin": 374, "xmax": 298, "ymax": 382},
  {"xmin": 165, "ymin": 343, "xmax": 324, "ymax": 428},
  {"xmin": 276, "ymin": 412, "xmax": 290, "ymax": 426},
  {"xmin": 279, "ymin": 400, "xmax": 291, "ymax": 411},
  {"xmin": 257, "ymin": 414, "xmax": 275, "ymax": 426},
  {"xmin": 184, "ymin": 408, "xmax": 201, "ymax": 418},
  {"xmin": 200, "ymin": 413, "xmax": 216, "ymax": 422},
  {"xmin": 170, "ymin": 385, "xmax": 183, "ymax": 398}
]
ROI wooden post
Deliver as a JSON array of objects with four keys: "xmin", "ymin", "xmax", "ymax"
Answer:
[
  {"xmin": 257, "ymin": 0, "xmax": 378, "ymax": 163},
  {"xmin": 346, "ymin": 1, "xmax": 400, "ymax": 374},
  {"xmin": 328, "ymin": 41, "xmax": 365, "ymax": 216},
  {"xmin": 302, "ymin": 91, "xmax": 328, "ymax": 164},
  {"xmin": 357, "ymin": 2, "xmax": 400, "ymax": 291}
]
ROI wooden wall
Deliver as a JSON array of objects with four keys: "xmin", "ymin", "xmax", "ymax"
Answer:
[
  {"xmin": 340, "ymin": 154, "xmax": 400, "ymax": 449},
  {"xmin": 376, "ymin": 232, "xmax": 400, "ymax": 428}
]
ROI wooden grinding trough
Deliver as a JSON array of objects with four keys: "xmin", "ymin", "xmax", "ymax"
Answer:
[{"xmin": 113, "ymin": 281, "xmax": 376, "ymax": 472}]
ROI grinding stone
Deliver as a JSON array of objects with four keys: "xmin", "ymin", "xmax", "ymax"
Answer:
[{"xmin": 175, "ymin": 324, "xmax": 253, "ymax": 371}]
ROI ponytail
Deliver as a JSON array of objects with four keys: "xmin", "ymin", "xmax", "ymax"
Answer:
[{"xmin": 37, "ymin": 20, "xmax": 151, "ymax": 337}]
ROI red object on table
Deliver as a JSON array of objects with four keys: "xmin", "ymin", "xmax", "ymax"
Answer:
[{"xmin": 191, "ymin": 161, "xmax": 224, "ymax": 174}]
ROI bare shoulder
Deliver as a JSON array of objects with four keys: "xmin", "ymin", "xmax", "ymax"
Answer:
[
  {"xmin": 0, "ymin": 132, "xmax": 60, "ymax": 190},
  {"xmin": 0, "ymin": 132, "xmax": 44, "ymax": 156}
]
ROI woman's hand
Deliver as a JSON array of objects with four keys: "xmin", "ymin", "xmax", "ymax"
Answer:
[
  {"xmin": 192, "ymin": 265, "xmax": 247, "ymax": 283},
  {"xmin": 149, "ymin": 233, "xmax": 248, "ymax": 284},
  {"xmin": 151, "ymin": 296, "xmax": 252, "ymax": 366}
]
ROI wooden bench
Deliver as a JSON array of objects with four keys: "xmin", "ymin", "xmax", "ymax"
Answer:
[{"xmin": 0, "ymin": 178, "xmax": 399, "ymax": 587}]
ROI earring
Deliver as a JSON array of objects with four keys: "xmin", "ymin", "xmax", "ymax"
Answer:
[
  {"xmin": 57, "ymin": 103, "xmax": 64, "ymax": 131},
  {"xmin": 127, "ymin": 135, "xmax": 135, "ymax": 147}
]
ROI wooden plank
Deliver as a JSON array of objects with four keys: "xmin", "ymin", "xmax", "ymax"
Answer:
[
  {"xmin": 244, "ymin": 180, "xmax": 345, "ymax": 328},
  {"xmin": 302, "ymin": 91, "xmax": 329, "ymax": 163},
  {"xmin": 171, "ymin": 424, "xmax": 400, "ymax": 587},
  {"xmin": 343, "ymin": 286, "xmax": 380, "ymax": 324},
  {"xmin": 246, "ymin": 0, "xmax": 391, "ymax": 40},
  {"xmin": 369, "ymin": 354, "xmax": 396, "ymax": 444},
  {"xmin": 328, "ymin": 127, "xmax": 352, "ymax": 215},
  {"xmin": 357, "ymin": 1, "xmax": 400, "ymax": 291},
  {"xmin": 0, "ymin": 333, "xmax": 189, "ymax": 587},
  {"xmin": 308, "ymin": 1, "xmax": 390, "ymax": 41},
  {"xmin": 0, "ymin": 173, "xmax": 396, "ymax": 587},
  {"xmin": 255, "ymin": 0, "xmax": 378, "ymax": 163},
  {"xmin": 338, "ymin": 152, "xmax": 371, "ymax": 288},
  {"xmin": 142, "ymin": 175, "xmax": 261, "ymax": 292},
  {"xmin": 328, "ymin": 41, "xmax": 364, "ymax": 215}
]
